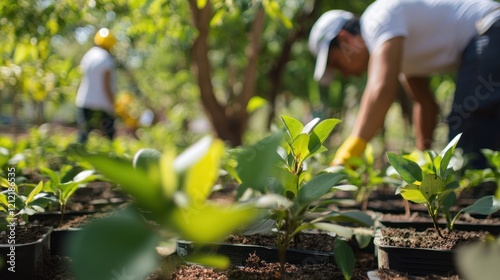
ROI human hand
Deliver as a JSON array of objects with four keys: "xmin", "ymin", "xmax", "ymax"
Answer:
[{"xmin": 330, "ymin": 136, "xmax": 367, "ymax": 166}]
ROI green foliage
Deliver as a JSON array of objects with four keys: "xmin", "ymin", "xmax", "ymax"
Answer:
[
  {"xmin": 40, "ymin": 165, "xmax": 97, "ymax": 226},
  {"xmin": 234, "ymin": 116, "xmax": 372, "ymax": 279},
  {"xmin": 387, "ymin": 133, "xmax": 500, "ymax": 237},
  {"xmin": 339, "ymin": 144, "xmax": 398, "ymax": 210},
  {"xmin": 68, "ymin": 136, "xmax": 258, "ymax": 279},
  {"xmin": 0, "ymin": 179, "xmax": 56, "ymax": 227}
]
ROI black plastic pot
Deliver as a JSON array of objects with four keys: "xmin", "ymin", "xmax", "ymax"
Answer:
[
  {"xmin": 50, "ymin": 227, "xmax": 82, "ymax": 256},
  {"xmin": 0, "ymin": 226, "xmax": 52, "ymax": 280},
  {"xmin": 375, "ymin": 236, "xmax": 456, "ymax": 276},
  {"xmin": 177, "ymin": 239, "xmax": 335, "ymax": 266}
]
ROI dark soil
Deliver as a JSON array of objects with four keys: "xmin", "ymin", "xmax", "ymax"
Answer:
[
  {"xmin": 162, "ymin": 252, "xmax": 375, "ymax": 280},
  {"xmin": 224, "ymin": 233, "xmax": 335, "ymax": 252},
  {"xmin": 379, "ymin": 227, "xmax": 486, "ymax": 250},
  {"xmin": 0, "ymin": 225, "xmax": 50, "ymax": 244}
]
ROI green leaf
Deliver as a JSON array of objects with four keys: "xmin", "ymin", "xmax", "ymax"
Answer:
[
  {"xmin": 280, "ymin": 115, "xmax": 303, "ymax": 144},
  {"xmin": 81, "ymin": 153, "xmax": 164, "ymax": 213},
  {"xmin": 170, "ymin": 204, "xmax": 256, "ymax": 244},
  {"xmin": 236, "ymin": 132, "xmax": 283, "ymax": 197},
  {"xmin": 185, "ymin": 254, "xmax": 230, "ymax": 269},
  {"xmin": 312, "ymin": 118, "xmax": 341, "ymax": 143},
  {"xmin": 291, "ymin": 133, "xmax": 310, "ymax": 163},
  {"xmin": 26, "ymin": 181, "xmax": 43, "ymax": 205},
  {"xmin": 40, "ymin": 166, "xmax": 60, "ymax": 187},
  {"xmin": 387, "ymin": 152, "xmax": 423, "ymax": 184},
  {"xmin": 183, "ymin": 139, "xmax": 224, "ymax": 204},
  {"xmin": 400, "ymin": 184, "xmax": 428, "ymax": 204},
  {"xmin": 246, "ymin": 96, "xmax": 268, "ymax": 113},
  {"xmin": 297, "ymin": 173, "xmax": 344, "ymax": 206},
  {"xmin": 462, "ymin": 196, "xmax": 500, "ymax": 215},
  {"xmin": 334, "ymin": 238, "xmax": 355, "ymax": 280},
  {"xmin": 353, "ymin": 228, "xmax": 374, "ymax": 249},
  {"xmin": 58, "ymin": 182, "xmax": 80, "ymax": 204},
  {"xmin": 312, "ymin": 222, "xmax": 353, "ymax": 239},
  {"xmin": 197, "ymin": 0, "xmax": 208, "ymax": 9},
  {"xmin": 69, "ymin": 208, "xmax": 159, "ymax": 280},
  {"xmin": 419, "ymin": 174, "xmax": 446, "ymax": 201},
  {"xmin": 439, "ymin": 133, "xmax": 462, "ymax": 177}
]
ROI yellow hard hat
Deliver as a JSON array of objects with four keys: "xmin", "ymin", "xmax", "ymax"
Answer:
[{"xmin": 94, "ymin": 28, "xmax": 116, "ymax": 50}]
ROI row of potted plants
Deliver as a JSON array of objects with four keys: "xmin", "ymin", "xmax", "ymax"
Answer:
[{"xmin": 1, "ymin": 115, "xmax": 499, "ymax": 279}]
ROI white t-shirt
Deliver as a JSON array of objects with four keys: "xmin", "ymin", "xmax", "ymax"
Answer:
[
  {"xmin": 361, "ymin": 0, "xmax": 500, "ymax": 76},
  {"xmin": 75, "ymin": 46, "xmax": 116, "ymax": 113}
]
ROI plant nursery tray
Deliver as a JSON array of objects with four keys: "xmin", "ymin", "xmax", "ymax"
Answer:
[
  {"xmin": 176, "ymin": 239, "xmax": 335, "ymax": 266},
  {"xmin": 374, "ymin": 231, "xmax": 457, "ymax": 276}
]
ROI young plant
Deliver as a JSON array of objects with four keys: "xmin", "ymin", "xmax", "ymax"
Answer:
[
  {"xmin": 0, "ymin": 178, "xmax": 55, "ymax": 228},
  {"xmin": 387, "ymin": 133, "xmax": 500, "ymax": 238},
  {"xmin": 39, "ymin": 165, "xmax": 98, "ymax": 227},
  {"xmin": 235, "ymin": 116, "xmax": 373, "ymax": 280},
  {"xmin": 341, "ymin": 144, "xmax": 397, "ymax": 210},
  {"xmin": 67, "ymin": 136, "xmax": 258, "ymax": 280}
]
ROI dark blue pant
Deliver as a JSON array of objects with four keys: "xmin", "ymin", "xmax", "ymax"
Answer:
[
  {"xmin": 77, "ymin": 107, "xmax": 115, "ymax": 144},
  {"xmin": 447, "ymin": 19, "xmax": 500, "ymax": 169}
]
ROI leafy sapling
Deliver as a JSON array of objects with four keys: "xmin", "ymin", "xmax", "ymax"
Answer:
[
  {"xmin": 235, "ymin": 116, "xmax": 373, "ymax": 280},
  {"xmin": 0, "ymin": 178, "xmax": 55, "ymax": 228},
  {"xmin": 387, "ymin": 133, "xmax": 500, "ymax": 238},
  {"xmin": 40, "ymin": 165, "xmax": 98, "ymax": 227}
]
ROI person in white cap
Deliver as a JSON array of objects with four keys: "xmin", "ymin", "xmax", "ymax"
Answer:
[
  {"xmin": 75, "ymin": 28, "xmax": 118, "ymax": 144},
  {"xmin": 309, "ymin": 0, "xmax": 500, "ymax": 169}
]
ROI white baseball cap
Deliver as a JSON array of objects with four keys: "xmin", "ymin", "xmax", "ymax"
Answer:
[{"xmin": 309, "ymin": 10, "xmax": 354, "ymax": 85}]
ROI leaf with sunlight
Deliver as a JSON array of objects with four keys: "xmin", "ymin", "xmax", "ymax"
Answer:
[
  {"xmin": 281, "ymin": 115, "xmax": 303, "ymax": 144},
  {"xmin": 400, "ymin": 184, "xmax": 428, "ymax": 204},
  {"xmin": 184, "ymin": 138, "xmax": 224, "ymax": 204},
  {"xmin": 170, "ymin": 204, "xmax": 257, "ymax": 244},
  {"xmin": 387, "ymin": 152, "xmax": 423, "ymax": 184},
  {"xmin": 419, "ymin": 174, "xmax": 445, "ymax": 201}
]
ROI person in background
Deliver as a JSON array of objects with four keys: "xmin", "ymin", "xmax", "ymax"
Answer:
[
  {"xmin": 309, "ymin": 0, "xmax": 500, "ymax": 169},
  {"xmin": 75, "ymin": 28, "xmax": 117, "ymax": 144}
]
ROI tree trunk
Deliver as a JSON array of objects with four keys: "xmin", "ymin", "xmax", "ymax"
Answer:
[{"xmin": 188, "ymin": 1, "xmax": 265, "ymax": 147}]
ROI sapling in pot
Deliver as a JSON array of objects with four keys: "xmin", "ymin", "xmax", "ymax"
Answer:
[
  {"xmin": 387, "ymin": 133, "xmax": 500, "ymax": 238},
  {"xmin": 234, "ymin": 116, "xmax": 373, "ymax": 280},
  {"xmin": 39, "ymin": 165, "xmax": 98, "ymax": 227}
]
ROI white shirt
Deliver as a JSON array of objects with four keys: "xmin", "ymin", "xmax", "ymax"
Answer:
[
  {"xmin": 361, "ymin": 0, "xmax": 500, "ymax": 76},
  {"xmin": 75, "ymin": 46, "xmax": 116, "ymax": 113}
]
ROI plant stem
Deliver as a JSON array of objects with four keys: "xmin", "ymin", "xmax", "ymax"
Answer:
[{"xmin": 59, "ymin": 203, "xmax": 66, "ymax": 228}]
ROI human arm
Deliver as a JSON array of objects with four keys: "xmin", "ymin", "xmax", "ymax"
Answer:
[
  {"xmin": 332, "ymin": 36, "xmax": 404, "ymax": 165},
  {"xmin": 400, "ymin": 76, "xmax": 438, "ymax": 150},
  {"xmin": 103, "ymin": 69, "xmax": 115, "ymax": 108}
]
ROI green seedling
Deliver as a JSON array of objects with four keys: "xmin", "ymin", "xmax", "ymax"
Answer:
[
  {"xmin": 235, "ymin": 116, "xmax": 373, "ymax": 280},
  {"xmin": 40, "ymin": 165, "xmax": 98, "ymax": 227},
  {"xmin": 68, "ymin": 136, "xmax": 258, "ymax": 280},
  {"xmin": 341, "ymin": 144, "xmax": 398, "ymax": 211},
  {"xmin": 387, "ymin": 133, "xmax": 500, "ymax": 238},
  {"xmin": 0, "ymin": 178, "xmax": 56, "ymax": 228},
  {"xmin": 454, "ymin": 149, "xmax": 500, "ymax": 200}
]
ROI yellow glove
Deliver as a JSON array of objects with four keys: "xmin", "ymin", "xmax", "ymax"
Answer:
[{"xmin": 331, "ymin": 136, "xmax": 367, "ymax": 166}]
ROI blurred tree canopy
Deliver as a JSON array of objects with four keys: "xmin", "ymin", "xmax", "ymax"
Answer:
[{"xmin": 1, "ymin": 0, "xmax": 378, "ymax": 146}]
